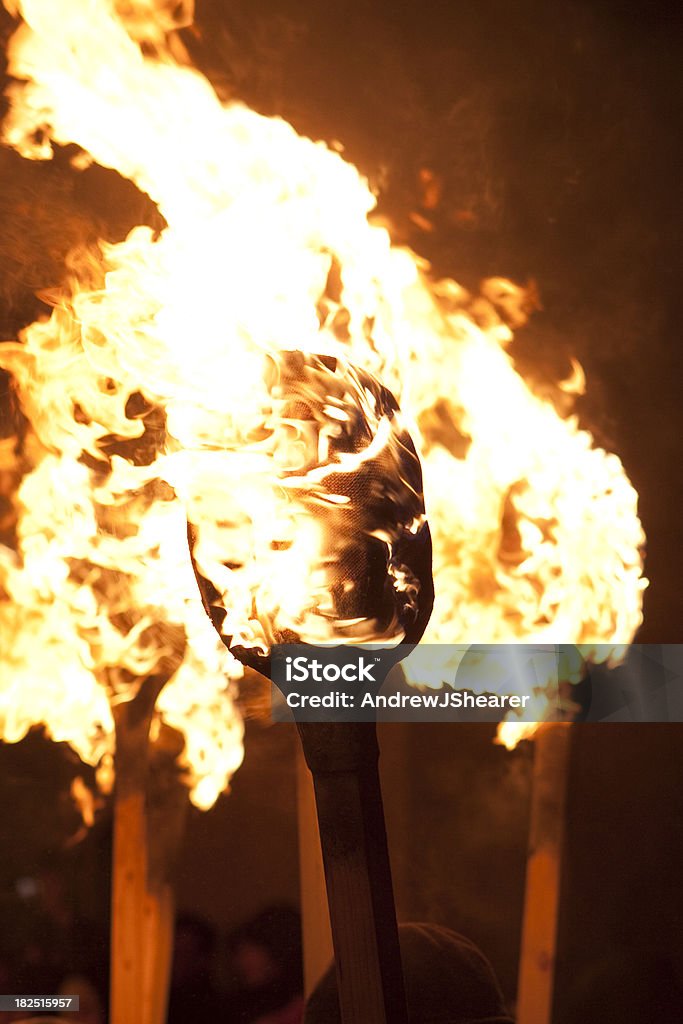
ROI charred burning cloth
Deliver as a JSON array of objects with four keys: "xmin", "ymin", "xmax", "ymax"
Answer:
[{"xmin": 188, "ymin": 350, "xmax": 434, "ymax": 677}]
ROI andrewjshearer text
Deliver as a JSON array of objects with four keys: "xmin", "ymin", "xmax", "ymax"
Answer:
[{"xmin": 285, "ymin": 692, "xmax": 532, "ymax": 709}]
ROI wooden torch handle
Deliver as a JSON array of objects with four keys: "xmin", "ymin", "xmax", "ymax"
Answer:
[
  {"xmin": 516, "ymin": 721, "xmax": 572, "ymax": 1024},
  {"xmin": 110, "ymin": 676, "xmax": 185, "ymax": 1024},
  {"xmin": 297, "ymin": 722, "xmax": 408, "ymax": 1024}
]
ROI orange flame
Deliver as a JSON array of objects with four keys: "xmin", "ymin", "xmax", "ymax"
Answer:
[{"xmin": 0, "ymin": 0, "xmax": 646, "ymax": 777}]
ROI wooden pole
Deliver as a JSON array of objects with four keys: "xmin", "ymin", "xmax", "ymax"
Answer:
[
  {"xmin": 110, "ymin": 678, "xmax": 186, "ymax": 1024},
  {"xmin": 144, "ymin": 741, "xmax": 187, "ymax": 1024},
  {"xmin": 296, "ymin": 743, "xmax": 334, "ymax": 997},
  {"xmin": 516, "ymin": 721, "xmax": 572, "ymax": 1024},
  {"xmin": 111, "ymin": 758, "xmax": 148, "ymax": 1024},
  {"xmin": 297, "ymin": 721, "xmax": 408, "ymax": 1024}
]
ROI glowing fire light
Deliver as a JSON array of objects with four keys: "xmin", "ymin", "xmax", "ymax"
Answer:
[{"xmin": 0, "ymin": 0, "xmax": 645, "ymax": 782}]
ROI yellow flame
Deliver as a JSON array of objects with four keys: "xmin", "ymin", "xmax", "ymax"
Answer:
[
  {"xmin": 0, "ymin": 0, "xmax": 646, "ymax": 777},
  {"xmin": 70, "ymin": 775, "xmax": 99, "ymax": 828}
]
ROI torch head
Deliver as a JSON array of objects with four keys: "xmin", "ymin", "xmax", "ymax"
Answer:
[{"xmin": 187, "ymin": 351, "xmax": 433, "ymax": 681}]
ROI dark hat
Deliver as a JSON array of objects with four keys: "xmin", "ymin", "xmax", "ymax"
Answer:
[{"xmin": 304, "ymin": 922, "xmax": 514, "ymax": 1024}]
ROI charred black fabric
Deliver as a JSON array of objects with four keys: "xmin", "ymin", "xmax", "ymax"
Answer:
[
  {"xmin": 304, "ymin": 923, "xmax": 514, "ymax": 1024},
  {"xmin": 189, "ymin": 352, "xmax": 433, "ymax": 679}
]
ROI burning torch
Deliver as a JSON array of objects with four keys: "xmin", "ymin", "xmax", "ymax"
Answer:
[{"xmin": 187, "ymin": 351, "xmax": 435, "ymax": 1024}]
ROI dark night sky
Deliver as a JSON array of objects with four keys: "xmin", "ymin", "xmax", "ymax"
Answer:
[{"xmin": 0, "ymin": 0, "xmax": 682, "ymax": 1017}]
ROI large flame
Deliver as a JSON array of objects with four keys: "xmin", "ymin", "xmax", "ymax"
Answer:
[{"xmin": 0, "ymin": 0, "xmax": 645, "ymax": 782}]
